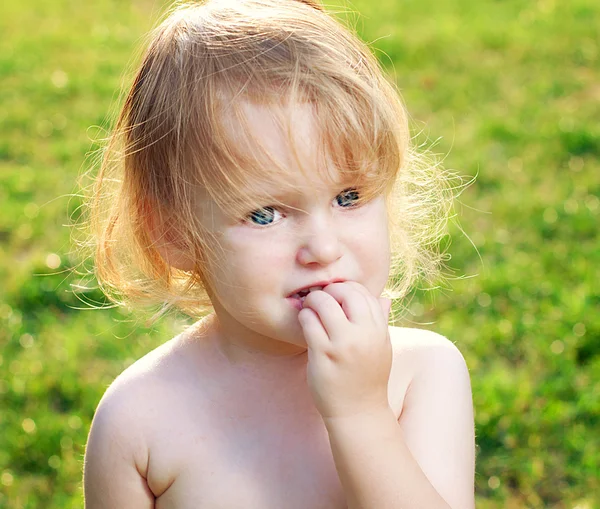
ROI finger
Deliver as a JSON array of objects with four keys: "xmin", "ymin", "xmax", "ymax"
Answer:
[
  {"xmin": 346, "ymin": 282, "xmax": 390, "ymax": 326},
  {"xmin": 334, "ymin": 281, "xmax": 385, "ymax": 325},
  {"xmin": 302, "ymin": 290, "xmax": 348, "ymax": 338},
  {"xmin": 321, "ymin": 283, "xmax": 372, "ymax": 324},
  {"xmin": 298, "ymin": 306, "xmax": 331, "ymax": 351}
]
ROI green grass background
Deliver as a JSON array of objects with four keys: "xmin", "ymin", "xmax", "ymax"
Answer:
[{"xmin": 1, "ymin": 0, "xmax": 598, "ymax": 507}]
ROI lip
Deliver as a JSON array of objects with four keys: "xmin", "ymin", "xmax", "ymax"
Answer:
[{"xmin": 286, "ymin": 279, "xmax": 346, "ymax": 298}]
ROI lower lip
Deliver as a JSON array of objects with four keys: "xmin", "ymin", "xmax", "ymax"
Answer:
[{"xmin": 286, "ymin": 296, "xmax": 306, "ymax": 311}]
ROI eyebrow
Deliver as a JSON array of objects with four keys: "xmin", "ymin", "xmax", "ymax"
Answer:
[
  {"xmin": 248, "ymin": 183, "xmax": 358, "ymax": 204},
  {"xmin": 263, "ymin": 172, "xmax": 360, "ymax": 196}
]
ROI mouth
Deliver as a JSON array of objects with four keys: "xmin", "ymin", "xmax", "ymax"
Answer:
[
  {"xmin": 289, "ymin": 285, "xmax": 326, "ymax": 304},
  {"xmin": 287, "ymin": 279, "xmax": 345, "ymax": 305}
]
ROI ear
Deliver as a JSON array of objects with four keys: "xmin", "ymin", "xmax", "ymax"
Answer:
[{"xmin": 143, "ymin": 200, "xmax": 195, "ymax": 272}]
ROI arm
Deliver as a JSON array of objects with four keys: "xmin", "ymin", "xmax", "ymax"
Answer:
[
  {"xmin": 299, "ymin": 282, "xmax": 475, "ymax": 509},
  {"xmin": 83, "ymin": 385, "xmax": 155, "ymax": 509},
  {"xmin": 324, "ymin": 342, "xmax": 475, "ymax": 509}
]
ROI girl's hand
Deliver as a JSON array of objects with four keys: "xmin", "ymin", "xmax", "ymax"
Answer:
[{"xmin": 298, "ymin": 281, "xmax": 393, "ymax": 421}]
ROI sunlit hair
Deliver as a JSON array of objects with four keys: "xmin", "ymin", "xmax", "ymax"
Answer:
[{"xmin": 83, "ymin": 0, "xmax": 455, "ymax": 320}]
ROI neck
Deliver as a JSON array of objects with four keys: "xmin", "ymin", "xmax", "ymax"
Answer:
[{"xmin": 201, "ymin": 312, "xmax": 308, "ymax": 372}]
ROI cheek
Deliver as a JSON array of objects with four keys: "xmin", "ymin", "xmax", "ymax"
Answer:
[
  {"xmin": 218, "ymin": 236, "xmax": 289, "ymax": 288},
  {"xmin": 351, "ymin": 204, "xmax": 390, "ymax": 255},
  {"xmin": 381, "ymin": 222, "xmax": 391, "ymax": 266},
  {"xmin": 349, "ymin": 206, "xmax": 391, "ymax": 290},
  {"xmin": 368, "ymin": 235, "xmax": 391, "ymax": 295}
]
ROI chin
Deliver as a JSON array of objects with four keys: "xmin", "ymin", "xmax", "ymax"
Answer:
[
  {"xmin": 270, "ymin": 316, "xmax": 309, "ymax": 348},
  {"xmin": 242, "ymin": 307, "xmax": 309, "ymax": 347},
  {"xmin": 214, "ymin": 292, "xmax": 310, "ymax": 349}
]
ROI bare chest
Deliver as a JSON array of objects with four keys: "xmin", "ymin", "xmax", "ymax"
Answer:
[
  {"xmin": 147, "ymin": 390, "xmax": 346, "ymax": 508},
  {"xmin": 140, "ymin": 330, "xmax": 412, "ymax": 508}
]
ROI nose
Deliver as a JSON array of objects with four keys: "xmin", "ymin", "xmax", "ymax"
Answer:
[{"xmin": 296, "ymin": 212, "xmax": 342, "ymax": 266}]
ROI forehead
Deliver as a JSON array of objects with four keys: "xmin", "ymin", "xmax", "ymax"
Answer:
[{"xmin": 220, "ymin": 100, "xmax": 349, "ymax": 197}]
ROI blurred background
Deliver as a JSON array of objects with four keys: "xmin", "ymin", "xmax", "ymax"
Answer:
[{"xmin": 0, "ymin": 0, "xmax": 598, "ymax": 507}]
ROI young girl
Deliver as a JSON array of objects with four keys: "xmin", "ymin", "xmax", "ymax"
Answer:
[{"xmin": 83, "ymin": 0, "xmax": 475, "ymax": 507}]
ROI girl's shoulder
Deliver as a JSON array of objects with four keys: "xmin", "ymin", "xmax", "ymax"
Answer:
[
  {"xmin": 388, "ymin": 325, "xmax": 463, "ymax": 357},
  {"xmin": 86, "ymin": 330, "xmax": 215, "ymax": 499},
  {"xmin": 92, "ymin": 328, "xmax": 206, "ymax": 436},
  {"xmin": 386, "ymin": 326, "xmax": 475, "ymax": 509},
  {"xmin": 388, "ymin": 324, "xmax": 469, "ymax": 385},
  {"xmin": 106, "ymin": 328, "xmax": 204, "ymax": 398},
  {"xmin": 386, "ymin": 325, "xmax": 470, "ymax": 418}
]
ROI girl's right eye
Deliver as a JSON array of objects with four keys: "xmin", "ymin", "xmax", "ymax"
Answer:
[{"xmin": 245, "ymin": 206, "xmax": 283, "ymax": 226}]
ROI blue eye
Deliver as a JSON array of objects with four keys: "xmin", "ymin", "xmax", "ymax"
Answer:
[
  {"xmin": 246, "ymin": 206, "xmax": 282, "ymax": 226},
  {"xmin": 336, "ymin": 188, "xmax": 360, "ymax": 207}
]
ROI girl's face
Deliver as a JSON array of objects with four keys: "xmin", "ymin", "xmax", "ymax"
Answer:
[{"xmin": 198, "ymin": 102, "xmax": 391, "ymax": 355}]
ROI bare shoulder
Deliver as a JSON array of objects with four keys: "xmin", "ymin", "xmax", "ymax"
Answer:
[
  {"xmin": 387, "ymin": 324, "xmax": 472, "ymax": 395},
  {"xmin": 87, "ymin": 335, "xmax": 184, "ymax": 461},
  {"xmin": 97, "ymin": 333, "xmax": 183, "ymax": 410},
  {"xmin": 388, "ymin": 325, "xmax": 468, "ymax": 376},
  {"xmin": 389, "ymin": 325, "xmax": 463, "ymax": 355},
  {"xmin": 386, "ymin": 325, "xmax": 470, "ymax": 418},
  {"xmin": 87, "ymin": 329, "xmax": 200, "ymax": 466},
  {"xmin": 387, "ymin": 325, "xmax": 473, "ymax": 433},
  {"xmin": 84, "ymin": 331, "xmax": 201, "ymax": 504},
  {"xmin": 386, "ymin": 326, "xmax": 476, "ymax": 509}
]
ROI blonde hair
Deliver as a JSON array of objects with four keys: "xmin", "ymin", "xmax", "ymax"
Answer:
[{"xmin": 83, "ymin": 0, "xmax": 454, "ymax": 320}]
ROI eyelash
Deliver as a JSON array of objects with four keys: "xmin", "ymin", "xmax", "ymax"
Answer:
[{"xmin": 245, "ymin": 188, "xmax": 361, "ymax": 227}]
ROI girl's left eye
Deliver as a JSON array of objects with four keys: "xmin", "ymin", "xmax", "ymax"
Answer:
[
  {"xmin": 246, "ymin": 206, "xmax": 283, "ymax": 226},
  {"xmin": 335, "ymin": 188, "xmax": 360, "ymax": 207}
]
